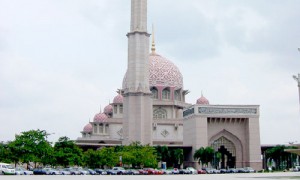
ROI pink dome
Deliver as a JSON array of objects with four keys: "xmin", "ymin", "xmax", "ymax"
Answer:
[
  {"xmin": 83, "ymin": 123, "xmax": 92, "ymax": 132},
  {"xmin": 104, "ymin": 104, "xmax": 113, "ymax": 114},
  {"xmin": 196, "ymin": 95, "xmax": 209, "ymax": 105},
  {"xmin": 93, "ymin": 113, "xmax": 108, "ymax": 122},
  {"xmin": 113, "ymin": 94, "xmax": 123, "ymax": 104},
  {"xmin": 122, "ymin": 53, "xmax": 183, "ymax": 89}
]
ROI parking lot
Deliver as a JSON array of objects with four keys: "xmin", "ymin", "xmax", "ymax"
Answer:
[{"xmin": 0, "ymin": 172, "xmax": 300, "ymax": 180}]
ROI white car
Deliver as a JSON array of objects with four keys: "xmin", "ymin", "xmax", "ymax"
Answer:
[
  {"xmin": 186, "ymin": 167, "xmax": 197, "ymax": 174},
  {"xmin": 0, "ymin": 163, "xmax": 15, "ymax": 175},
  {"xmin": 15, "ymin": 167, "xmax": 33, "ymax": 175}
]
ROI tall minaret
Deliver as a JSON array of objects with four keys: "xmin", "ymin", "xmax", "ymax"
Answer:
[{"xmin": 123, "ymin": 0, "xmax": 153, "ymax": 145}]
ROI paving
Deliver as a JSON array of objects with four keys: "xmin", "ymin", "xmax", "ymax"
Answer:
[{"xmin": 0, "ymin": 172, "xmax": 300, "ymax": 180}]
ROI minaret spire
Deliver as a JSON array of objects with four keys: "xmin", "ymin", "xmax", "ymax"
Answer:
[
  {"xmin": 151, "ymin": 24, "xmax": 156, "ymax": 54},
  {"xmin": 123, "ymin": 0, "xmax": 153, "ymax": 145}
]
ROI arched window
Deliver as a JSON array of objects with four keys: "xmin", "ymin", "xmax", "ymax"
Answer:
[
  {"xmin": 174, "ymin": 90, "xmax": 181, "ymax": 101},
  {"xmin": 105, "ymin": 124, "xmax": 109, "ymax": 134},
  {"xmin": 153, "ymin": 108, "xmax": 167, "ymax": 119},
  {"xmin": 99, "ymin": 123, "xmax": 104, "ymax": 134},
  {"xmin": 162, "ymin": 88, "xmax": 170, "ymax": 100},
  {"xmin": 119, "ymin": 105, "xmax": 123, "ymax": 114},
  {"xmin": 93, "ymin": 124, "xmax": 97, "ymax": 134},
  {"xmin": 151, "ymin": 87, "xmax": 158, "ymax": 99}
]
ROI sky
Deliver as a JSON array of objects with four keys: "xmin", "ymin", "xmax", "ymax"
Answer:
[{"xmin": 0, "ymin": 0, "xmax": 300, "ymax": 145}]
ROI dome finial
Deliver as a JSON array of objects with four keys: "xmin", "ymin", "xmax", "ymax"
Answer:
[
  {"xmin": 151, "ymin": 24, "xmax": 156, "ymax": 54},
  {"xmin": 100, "ymin": 105, "xmax": 102, "ymax": 113}
]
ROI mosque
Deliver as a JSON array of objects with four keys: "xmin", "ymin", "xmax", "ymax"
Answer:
[{"xmin": 76, "ymin": 0, "xmax": 262, "ymax": 170}]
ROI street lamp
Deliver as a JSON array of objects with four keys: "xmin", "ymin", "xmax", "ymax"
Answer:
[{"xmin": 293, "ymin": 48, "xmax": 300, "ymax": 112}]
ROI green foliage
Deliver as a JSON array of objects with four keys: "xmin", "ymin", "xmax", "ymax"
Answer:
[
  {"xmin": 8, "ymin": 129, "xmax": 52, "ymax": 166},
  {"xmin": 0, "ymin": 141, "xmax": 14, "ymax": 163},
  {"xmin": 155, "ymin": 146, "xmax": 184, "ymax": 168},
  {"xmin": 194, "ymin": 146, "xmax": 215, "ymax": 167},
  {"xmin": 54, "ymin": 136, "xmax": 83, "ymax": 167},
  {"xmin": 266, "ymin": 145, "xmax": 297, "ymax": 170}
]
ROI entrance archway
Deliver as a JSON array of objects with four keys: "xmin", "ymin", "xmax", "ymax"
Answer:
[{"xmin": 211, "ymin": 136, "xmax": 236, "ymax": 169}]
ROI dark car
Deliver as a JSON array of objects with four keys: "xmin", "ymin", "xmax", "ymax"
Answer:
[
  {"xmin": 179, "ymin": 169, "xmax": 191, "ymax": 174},
  {"xmin": 127, "ymin": 169, "xmax": 140, "ymax": 175},
  {"xmin": 106, "ymin": 169, "xmax": 117, "ymax": 175},
  {"xmin": 95, "ymin": 169, "xmax": 107, "ymax": 175},
  {"xmin": 33, "ymin": 168, "xmax": 47, "ymax": 175}
]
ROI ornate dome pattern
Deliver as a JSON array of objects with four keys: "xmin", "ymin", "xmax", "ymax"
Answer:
[
  {"xmin": 196, "ymin": 95, "xmax": 209, "ymax": 105},
  {"xmin": 104, "ymin": 104, "xmax": 113, "ymax": 114},
  {"xmin": 83, "ymin": 123, "xmax": 92, "ymax": 132},
  {"xmin": 149, "ymin": 54, "xmax": 183, "ymax": 89},
  {"xmin": 113, "ymin": 94, "xmax": 123, "ymax": 104},
  {"xmin": 122, "ymin": 53, "xmax": 183, "ymax": 89},
  {"xmin": 93, "ymin": 113, "xmax": 108, "ymax": 122}
]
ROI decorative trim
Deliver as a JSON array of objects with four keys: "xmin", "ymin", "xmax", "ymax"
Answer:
[{"xmin": 198, "ymin": 107, "xmax": 257, "ymax": 115}]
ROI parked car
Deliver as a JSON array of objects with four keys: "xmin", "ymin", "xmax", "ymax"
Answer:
[
  {"xmin": 143, "ymin": 168, "xmax": 158, "ymax": 175},
  {"xmin": 112, "ymin": 167, "xmax": 127, "ymax": 175},
  {"xmin": 0, "ymin": 163, "xmax": 15, "ymax": 175},
  {"xmin": 138, "ymin": 169, "xmax": 148, "ymax": 175},
  {"xmin": 58, "ymin": 168, "xmax": 71, "ymax": 175},
  {"xmin": 65, "ymin": 167, "xmax": 80, "ymax": 175},
  {"xmin": 162, "ymin": 169, "xmax": 172, "ymax": 175},
  {"xmin": 179, "ymin": 168, "xmax": 191, "ymax": 174},
  {"xmin": 44, "ymin": 168, "xmax": 61, "ymax": 175},
  {"xmin": 15, "ymin": 167, "xmax": 33, "ymax": 175},
  {"xmin": 236, "ymin": 168, "xmax": 247, "ymax": 173},
  {"xmin": 197, "ymin": 169, "xmax": 206, "ymax": 174},
  {"xmin": 87, "ymin": 169, "xmax": 97, "ymax": 175},
  {"xmin": 127, "ymin": 169, "xmax": 140, "ymax": 175},
  {"xmin": 75, "ymin": 168, "xmax": 89, "ymax": 175},
  {"xmin": 203, "ymin": 168, "xmax": 214, "ymax": 174},
  {"xmin": 106, "ymin": 169, "xmax": 117, "ymax": 175},
  {"xmin": 219, "ymin": 169, "xmax": 226, "ymax": 173},
  {"xmin": 33, "ymin": 168, "xmax": 47, "ymax": 175},
  {"xmin": 244, "ymin": 167, "xmax": 255, "ymax": 173},
  {"xmin": 172, "ymin": 168, "xmax": 179, "ymax": 174},
  {"xmin": 227, "ymin": 168, "xmax": 238, "ymax": 173},
  {"xmin": 95, "ymin": 169, "xmax": 107, "ymax": 175},
  {"xmin": 186, "ymin": 167, "xmax": 197, "ymax": 174}
]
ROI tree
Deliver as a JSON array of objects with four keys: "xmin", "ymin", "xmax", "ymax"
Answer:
[
  {"xmin": 54, "ymin": 136, "xmax": 83, "ymax": 167},
  {"xmin": 155, "ymin": 145, "xmax": 171, "ymax": 163},
  {"xmin": 266, "ymin": 145, "xmax": 297, "ymax": 170},
  {"xmin": 173, "ymin": 148, "xmax": 184, "ymax": 168},
  {"xmin": 83, "ymin": 149, "xmax": 103, "ymax": 168},
  {"xmin": 194, "ymin": 146, "xmax": 215, "ymax": 167},
  {"xmin": 8, "ymin": 129, "xmax": 52, "ymax": 167}
]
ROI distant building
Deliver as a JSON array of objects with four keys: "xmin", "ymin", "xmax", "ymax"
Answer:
[{"xmin": 76, "ymin": 0, "xmax": 262, "ymax": 170}]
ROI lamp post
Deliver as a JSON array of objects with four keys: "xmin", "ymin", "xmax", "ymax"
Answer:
[{"xmin": 293, "ymin": 48, "xmax": 300, "ymax": 112}]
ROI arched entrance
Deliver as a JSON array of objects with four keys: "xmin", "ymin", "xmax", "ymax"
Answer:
[{"xmin": 211, "ymin": 136, "xmax": 236, "ymax": 169}]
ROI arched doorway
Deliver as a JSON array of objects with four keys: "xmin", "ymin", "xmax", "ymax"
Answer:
[{"xmin": 211, "ymin": 136, "xmax": 236, "ymax": 169}]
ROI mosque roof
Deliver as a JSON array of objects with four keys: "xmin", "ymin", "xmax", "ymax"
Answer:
[
  {"xmin": 94, "ymin": 112, "xmax": 108, "ymax": 122},
  {"xmin": 104, "ymin": 104, "xmax": 113, "ymax": 114},
  {"xmin": 196, "ymin": 94, "xmax": 210, "ymax": 105},
  {"xmin": 83, "ymin": 123, "xmax": 92, "ymax": 132},
  {"xmin": 149, "ymin": 52, "xmax": 183, "ymax": 89},
  {"xmin": 113, "ymin": 94, "xmax": 123, "ymax": 104}
]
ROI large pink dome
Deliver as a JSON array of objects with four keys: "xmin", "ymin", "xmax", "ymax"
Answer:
[
  {"xmin": 83, "ymin": 123, "xmax": 92, "ymax": 132},
  {"xmin": 93, "ymin": 113, "xmax": 108, "ymax": 122},
  {"xmin": 122, "ymin": 53, "xmax": 183, "ymax": 89},
  {"xmin": 104, "ymin": 104, "xmax": 113, "ymax": 114},
  {"xmin": 113, "ymin": 94, "xmax": 123, "ymax": 104}
]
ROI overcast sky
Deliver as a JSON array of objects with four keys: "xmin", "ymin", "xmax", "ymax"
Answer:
[{"xmin": 0, "ymin": 0, "xmax": 300, "ymax": 145}]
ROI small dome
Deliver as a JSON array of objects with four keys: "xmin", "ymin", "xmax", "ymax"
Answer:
[
  {"xmin": 197, "ymin": 95, "xmax": 209, "ymax": 105},
  {"xmin": 94, "ymin": 113, "xmax": 108, "ymax": 122},
  {"xmin": 104, "ymin": 104, "xmax": 113, "ymax": 114},
  {"xmin": 83, "ymin": 123, "xmax": 92, "ymax": 132},
  {"xmin": 113, "ymin": 94, "xmax": 123, "ymax": 104}
]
